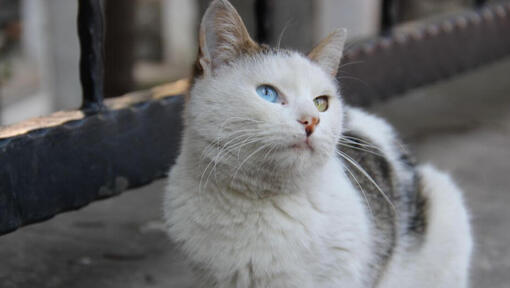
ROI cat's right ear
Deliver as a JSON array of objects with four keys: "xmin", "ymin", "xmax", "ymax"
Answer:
[
  {"xmin": 198, "ymin": 0, "xmax": 259, "ymax": 76},
  {"xmin": 308, "ymin": 28, "xmax": 347, "ymax": 77}
]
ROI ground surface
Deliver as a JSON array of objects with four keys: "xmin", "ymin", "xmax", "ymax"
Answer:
[{"xmin": 1, "ymin": 57, "xmax": 509, "ymax": 288}]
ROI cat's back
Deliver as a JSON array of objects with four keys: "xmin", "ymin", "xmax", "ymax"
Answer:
[{"xmin": 341, "ymin": 107, "xmax": 472, "ymax": 287}]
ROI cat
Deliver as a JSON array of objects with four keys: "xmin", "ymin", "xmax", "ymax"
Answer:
[{"xmin": 163, "ymin": 0, "xmax": 473, "ymax": 287}]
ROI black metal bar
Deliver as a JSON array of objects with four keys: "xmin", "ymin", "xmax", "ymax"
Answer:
[
  {"xmin": 0, "ymin": 83, "xmax": 2, "ymax": 126},
  {"xmin": 254, "ymin": 0, "xmax": 314, "ymax": 51},
  {"xmin": 475, "ymin": 0, "xmax": 488, "ymax": 7},
  {"xmin": 381, "ymin": 0, "xmax": 397, "ymax": 33},
  {"xmin": 0, "ymin": 95, "xmax": 184, "ymax": 235},
  {"xmin": 104, "ymin": 0, "xmax": 136, "ymax": 98},
  {"xmin": 78, "ymin": 0, "xmax": 105, "ymax": 110},
  {"xmin": 255, "ymin": 0, "xmax": 271, "ymax": 44}
]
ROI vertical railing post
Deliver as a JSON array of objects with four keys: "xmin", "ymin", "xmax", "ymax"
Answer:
[
  {"xmin": 0, "ymin": 79, "xmax": 2, "ymax": 126},
  {"xmin": 104, "ymin": 0, "xmax": 136, "ymax": 99},
  {"xmin": 475, "ymin": 0, "xmax": 487, "ymax": 7},
  {"xmin": 255, "ymin": 0, "xmax": 272, "ymax": 44},
  {"xmin": 381, "ymin": 0, "xmax": 397, "ymax": 34},
  {"xmin": 78, "ymin": 0, "xmax": 105, "ymax": 111}
]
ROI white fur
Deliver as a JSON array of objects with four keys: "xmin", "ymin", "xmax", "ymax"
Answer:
[{"xmin": 378, "ymin": 165, "xmax": 473, "ymax": 288}]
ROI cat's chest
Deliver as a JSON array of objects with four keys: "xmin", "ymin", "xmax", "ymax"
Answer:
[
  {"xmin": 181, "ymin": 170, "xmax": 364, "ymax": 263},
  {"xmin": 166, "ymin": 158, "xmax": 371, "ymax": 286},
  {"xmin": 179, "ymin": 197, "xmax": 322, "ymax": 281},
  {"xmin": 191, "ymin": 190, "xmax": 327, "ymax": 253}
]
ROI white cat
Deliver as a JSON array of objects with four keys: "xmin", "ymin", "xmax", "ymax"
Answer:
[{"xmin": 164, "ymin": 0, "xmax": 473, "ymax": 287}]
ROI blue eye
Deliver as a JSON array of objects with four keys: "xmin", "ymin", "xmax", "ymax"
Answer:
[{"xmin": 256, "ymin": 85, "xmax": 279, "ymax": 103}]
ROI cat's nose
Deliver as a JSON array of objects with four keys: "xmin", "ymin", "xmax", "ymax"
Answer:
[{"xmin": 298, "ymin": 116, "xmax": 320, "ymax": 137}]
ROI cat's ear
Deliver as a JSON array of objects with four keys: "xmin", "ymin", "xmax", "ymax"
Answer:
[
  {"xmin": 198, "ymin": 0, "xmax": 259, "ymax": 75},
  {"xmin": 308, "ymin": 28, "xmax": 347, "ymax": 77}
]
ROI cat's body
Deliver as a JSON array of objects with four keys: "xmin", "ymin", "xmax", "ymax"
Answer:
[{"xmin": 164, "ymin": 1, "xmax": 472, "ymax": 287}]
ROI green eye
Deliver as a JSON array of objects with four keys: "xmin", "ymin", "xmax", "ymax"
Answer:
[{"xmin": 314, "ymin": 96, "xmax": 329, "ymax": 112}]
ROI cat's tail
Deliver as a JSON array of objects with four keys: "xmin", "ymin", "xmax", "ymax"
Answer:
[
  {"xmin": 381, "ymin": 164, "xmax": 473, "ymax": 288},
  {"xmin": 410, "ymin": 164, "xmax": 473, "ymax": 288}
]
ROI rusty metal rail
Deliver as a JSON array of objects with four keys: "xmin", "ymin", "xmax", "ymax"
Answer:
[{"xmin": 340, "ymin": 3, "xmax": 510, "ymax": 106}]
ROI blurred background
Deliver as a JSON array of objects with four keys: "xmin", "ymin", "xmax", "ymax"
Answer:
[
  {"xmin": 1, "ymin": 0, "xmax": 502, "ymax": 125},
  {"xmin": 0, "ymin": 0, "xmax": 509, "ymax": 287}
]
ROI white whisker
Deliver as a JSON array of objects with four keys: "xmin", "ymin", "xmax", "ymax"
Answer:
[
  {"xmin": 345, "ymin": 165, "xmax": 374, "ymax": 217},
  {"xmin": 230, "ymin": 143, "xmax": 272, "ymax": 192},
  {"xmin": 337, "ymin": 142, "xmax": 384, "ymax": 157},
  {"xmin": 336, "ymin": 149, "xmax": 396, "ymax": 213}
]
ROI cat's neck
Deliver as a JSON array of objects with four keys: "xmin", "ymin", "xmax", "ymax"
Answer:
[{"xmin": 181, "ymin": 131, "xmax": 332, "ymax": 199}]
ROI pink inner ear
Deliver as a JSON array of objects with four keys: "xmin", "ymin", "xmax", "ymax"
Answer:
[
  {"xmin": 198, "ymin": 0, "xmax": 261, "ymax": 75},
  {"xmin": 307, "ymin": 29, "xmax": 347, "ymax": 76}
]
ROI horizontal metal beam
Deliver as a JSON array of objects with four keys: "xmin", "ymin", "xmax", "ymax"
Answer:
[
  {"xmin": 1, "ymin": 3, "xmax": 510, "ymax": 236},
  {"xmin": 0, "ymin": 92, "xmax": 184, "ymax": 235},
  {"xmin": 340, "ymin": 2, "xmax": 510, "ymax": 106}
]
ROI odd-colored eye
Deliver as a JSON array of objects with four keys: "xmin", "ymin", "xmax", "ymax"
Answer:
[
  {"xmin": 256, "ymin": 85, "xmax": 279, "ymax": 103},
  {"xmin": 314, "ymin": 96, "xmax": 329, "ymax": 112}
]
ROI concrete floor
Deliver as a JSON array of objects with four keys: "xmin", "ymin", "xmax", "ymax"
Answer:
[{"xmin": 1, "ymin": 57, "xmax": 509, "ymax": 287}]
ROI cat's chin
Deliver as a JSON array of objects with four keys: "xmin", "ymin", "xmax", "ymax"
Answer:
[
  {"xmin": 271, "ymin": 144, "xmax": 330, "ymax": 170},
  {"xmin": 290, "ymin": 139, "xmax": 314, "ymax": 152}
]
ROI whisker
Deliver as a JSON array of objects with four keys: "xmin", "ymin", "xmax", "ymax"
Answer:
[
  {"xmin": 199, "ymin": 153, "xmax": 218, "ymax": 194},
  {"xmin": 340, "ymin": 136, "xmax": 383, "ymax": 151},
  {"xmin": 219, "ymin": 117, "xmax": 264, "ymax": 128},
  {"xmin": 200, "ymin": 131, "xmax": 263, "ymax": 193},
  {"xmin": 277, "ymin": 19, "xmax": 293, "ymax": 50},
  {"xmin": 230, "ymin": 143, "xmax": 272, "ymax": 192},
  {"xmin": 200, "ymin": 128, "xmax": 263, "ymax": 160},
  {"xmin": 340, "ymin": 141, "xmax": 382, "ymax": 153},
  {"xmin": 262, "ymin": 143, "xmax": 277, "ymax": 161},
  {"xmin": 342, "ymin": 135, "xmax": 375, "ymax": 145},
  {"xmin": 336, "ymin": 149, "xmax": 396, "ymax": 213},
  {"xmin": 336, "ymin": 76, "xmax": 369, "ymax": 87},
  {"xmin": 345, "ymin": 165, "xmax": 374, "ymax": 218},
  {"xmin": 337, "ymin": 60, "xmax": 364, "ymax": 71},
  {"xmin": 204, "ymin": 134, "xmax": 266, "ymax": 190},
  {"xmin": 337, "ymin": 142, "xmax": 385, "ymax": 157}
]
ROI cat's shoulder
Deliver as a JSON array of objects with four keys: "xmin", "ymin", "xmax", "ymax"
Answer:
[
  {"xmin": 341, "ymin": 106, "xmax": 416, "ymax": 188},
  {"xmin": 343, "ymin": 107, "xmax": 398, "ymax": 155}
]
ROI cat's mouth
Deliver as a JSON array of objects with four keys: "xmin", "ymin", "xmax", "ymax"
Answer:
[{"xmin": 291, "ymin": 138, "xmax": 314, "ymax": 152}]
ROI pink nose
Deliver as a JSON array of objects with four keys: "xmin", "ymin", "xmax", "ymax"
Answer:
[{"xmin": 298, "ymin": 116, "xmax": 320, "ymax": 137}]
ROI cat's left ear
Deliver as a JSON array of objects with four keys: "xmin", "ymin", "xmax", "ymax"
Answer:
[
  {"xmin": 198, "ymin": 0, "xmax": 259, "ymax": 75},
  {"xmin": 308, "ymin": 28, "xmax": 347, "ymax": 77}
]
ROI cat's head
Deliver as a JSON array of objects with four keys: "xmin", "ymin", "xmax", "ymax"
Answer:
[{"xmin": 185, "ymin": 0, "xmax": 346, "ymax": 190}]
